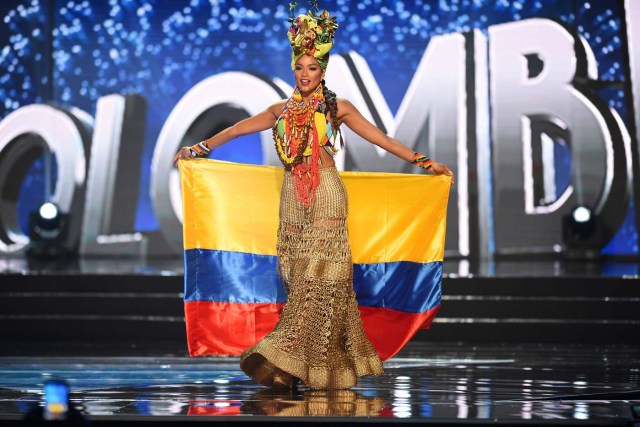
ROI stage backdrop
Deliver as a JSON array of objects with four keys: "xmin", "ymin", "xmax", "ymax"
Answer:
[{"xmin": 0, "ymin": 0, "xmax": 639, "ymax": 258}]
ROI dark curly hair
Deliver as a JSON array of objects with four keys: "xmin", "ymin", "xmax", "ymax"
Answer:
[{"xmin": 321, "ymin": 79, "xmax": 343, "ymax": 147}]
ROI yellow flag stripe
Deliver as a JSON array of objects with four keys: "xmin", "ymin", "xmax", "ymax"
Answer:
[{"xmin": 180, "ymin": 159, "xmax": 450, "ymax": 264}]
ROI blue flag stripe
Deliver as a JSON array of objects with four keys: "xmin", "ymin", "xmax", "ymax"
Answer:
[{"xmin": 184, "ymin": 249, "xmax": 441, "ymax": 314}]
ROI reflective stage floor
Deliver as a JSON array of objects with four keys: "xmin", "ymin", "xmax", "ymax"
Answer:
[
  {"xmin": 1, "ymin": 342, "xmax": 639, "ymax": 426},
  {"xmin": 1, "ymin": 257, "xmax": 639, "ymax": 425}
]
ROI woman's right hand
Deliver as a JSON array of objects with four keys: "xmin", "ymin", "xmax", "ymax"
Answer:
[{"xmin": 173, "ymin": 146, "xmax": 196, "ymax": 166}]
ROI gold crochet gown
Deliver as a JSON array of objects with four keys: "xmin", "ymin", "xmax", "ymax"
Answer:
[{"xmin": 240, "ymin": 167, "xmax": 384, "ymax": 389}]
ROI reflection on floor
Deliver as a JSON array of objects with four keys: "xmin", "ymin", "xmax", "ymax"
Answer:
[
  {"xmin": 1, "ymin": 342, "xmax": 638, "ymax": 424},
  {"xmin": 1, "ymin": 256, "xmax": 639, "ymax": 424}
]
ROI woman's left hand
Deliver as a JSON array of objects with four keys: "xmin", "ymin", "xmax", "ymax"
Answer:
[{"xmin": 430, "ymin": 162, "xmax": 454, "ymax": 184}]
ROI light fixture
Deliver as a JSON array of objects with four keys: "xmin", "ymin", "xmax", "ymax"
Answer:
[
  {"xmin": 33, "ymin": 202, "xmax": 61, "ymax": 238},
  {"xmin": 572, "ymin": 206, "xmax": 592, "ymax": 224},
  {"xmin": 26, "ymin": 202, "xmax": 71, "ymax": 259},
  {"xmin": 561, "ymin": 204, "xmax": 603, "ymax": 260}
]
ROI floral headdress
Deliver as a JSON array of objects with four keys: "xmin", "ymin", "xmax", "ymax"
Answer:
[{"xmin": 287, "ymin": 1, "xmax": 338, "ymax": 71}]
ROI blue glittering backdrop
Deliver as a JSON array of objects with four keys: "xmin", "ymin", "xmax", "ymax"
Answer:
[{"xmin": 0, "ymin": 0, "xmax": 637, "ymax": 255}]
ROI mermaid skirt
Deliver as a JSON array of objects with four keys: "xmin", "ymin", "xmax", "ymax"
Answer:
[{"xmin": 240, "ymin": 167, "xmax": 384, "ymax": 389}]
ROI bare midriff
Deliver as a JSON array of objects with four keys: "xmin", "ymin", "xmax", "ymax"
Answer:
[{"xmin": 318, "ymin": 148, "xmax": 336, "ymax": 169}]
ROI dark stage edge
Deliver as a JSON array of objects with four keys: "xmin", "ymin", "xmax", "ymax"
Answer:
[
  {"xmin": 0, "ymin": 257, "xmax": 639, "ymax": 425},
  {"xmin": 0, "ymin": 342, "xmax": 639, "ymax": 426},
  {"xmin": 0, "ymin": 257, "xmax": 639, "ymax": 354}
]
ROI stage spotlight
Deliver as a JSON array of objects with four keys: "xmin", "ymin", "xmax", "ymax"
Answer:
[
  {"xmin": 572, "ymin": 206, "xmax": 591, "ymax": 224},
  {"xmin": 27, "ymin": 202, "xmax": 72, "ymax": 259},
  {"xmin": 35, "ymin": 202, "xmax": 61, "ymax": 236},
  {"xmin": 562, "ymin": 204, "xmax": 604, "ymax": 260}
]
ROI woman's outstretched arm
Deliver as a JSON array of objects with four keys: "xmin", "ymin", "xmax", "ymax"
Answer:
[
  {"xmin": 173, "ymin": 100, "xmax": 286, "ymax": 165},
  {"xmin": 336, "ymin": 99, "xmax": 454, "ymax": 180}
]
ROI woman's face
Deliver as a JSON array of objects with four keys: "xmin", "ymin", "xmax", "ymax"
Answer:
[{"xmin": 294, "ymin": 55, "xmax": 324, "ymax": 92}]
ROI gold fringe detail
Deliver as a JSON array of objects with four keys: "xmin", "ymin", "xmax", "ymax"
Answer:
[
  {"xmin": 240, "ymin": 168, "xmax": 384, "ymax": 389},
  {"xmin": 244, "ymin": 389, "xmax": 384, "ymax": 416}
]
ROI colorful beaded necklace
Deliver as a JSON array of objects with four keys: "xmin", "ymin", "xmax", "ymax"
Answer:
[{"xmin": 273, "ymin": 84, "xmax": 325, "ymax": 206}]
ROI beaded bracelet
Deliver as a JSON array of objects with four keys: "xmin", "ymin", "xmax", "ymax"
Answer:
[
  {"xmin": 189, "ymin": 141, "xmax": 211, "ymax": 158},
  {"xmin": 411, "ymin": 152, "xmax": 434, "ymax": 170}
]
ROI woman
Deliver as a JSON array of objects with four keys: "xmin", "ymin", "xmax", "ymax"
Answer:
[{"xmin": 174, "ymin": 6, "xmax": 453, "ymax": 390}]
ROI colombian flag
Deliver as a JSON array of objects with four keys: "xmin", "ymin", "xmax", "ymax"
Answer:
[{"xmin": 180, "ymin": 159, "xmax": 451, "ymax": 361}]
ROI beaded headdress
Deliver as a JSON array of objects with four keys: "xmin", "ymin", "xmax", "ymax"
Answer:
[{"xmin": 287, "ymin": 1, "xmax": 338, "ymax": 71}]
